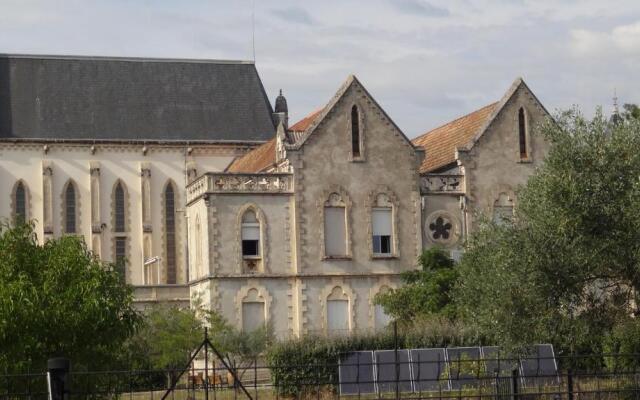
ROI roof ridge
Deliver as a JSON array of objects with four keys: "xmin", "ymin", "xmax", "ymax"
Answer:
[
  {"xmin": 0, "ymin": 53, "xmax": 255, "ymax": 64},
  {"xmin": 414, "ymin": 101, "xmax": 499, "ymax": 142}
]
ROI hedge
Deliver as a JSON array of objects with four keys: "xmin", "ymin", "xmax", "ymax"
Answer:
[{"xmin": 265, "ymin": 319, "xmax": 484, "ymax": 395}]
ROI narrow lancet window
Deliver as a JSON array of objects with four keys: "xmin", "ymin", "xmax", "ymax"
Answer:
[
  {"xmin": 518, "ymin": 107, "xmax": 528, "ymax": 159},
  {"xmin": 15, "ymin": 182, "xmax": 26, "ymax": 222},
  {"xmin": 114, "ymin": 182, "xmax": 126, "ymax": 232},
  {"xmin": 351, "ymin": 105, "xmax": 361, "ymax": 158},
  {"xmin": 165, "ymin": 183, "xmax": 177, "ymax": 284},
  {"xmin": 65, "ymin": 182, "xmax": 77, "ymax": 234}
]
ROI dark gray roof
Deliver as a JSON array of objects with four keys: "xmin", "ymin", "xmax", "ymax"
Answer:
[{"xmin": 0, "ymin": 54, "xmax": 276, "ymax": 142}]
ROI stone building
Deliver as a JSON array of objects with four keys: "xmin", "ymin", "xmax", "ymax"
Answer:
[{"xmin": 0, "ymin": 54, "xmax": 551, "ymax": 336}]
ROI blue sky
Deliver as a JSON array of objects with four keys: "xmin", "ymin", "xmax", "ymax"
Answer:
[{"xmin": 1, "ymin": 0, "xmax": 639, "ymax": 137}]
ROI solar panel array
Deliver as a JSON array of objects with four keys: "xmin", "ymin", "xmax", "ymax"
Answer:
[{"xmin": 338, "ymin": 345, "xmax": 558, "ymax": 395}]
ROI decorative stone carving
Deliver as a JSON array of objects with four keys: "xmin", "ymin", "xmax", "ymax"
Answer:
[
  {"xmin": 425, "ymin": 210, "xmax": 461, "ymax": 246},
  {"xmin": 187, "ymin": 173, "xmax": 294, "ymax": 203},
  {"xmin": 421, "ymin": 174, "xmax": 464, "ymax": 194}
]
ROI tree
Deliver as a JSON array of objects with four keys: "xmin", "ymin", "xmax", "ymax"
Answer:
[
  {"xmin": 0, "ymin": 222, "xmax": 140, "ymax": 373},
  {"xmin": 374, "ymin": 247, "xmax": 458, "ymax": 322},
  {"xmin": 455, "ymin": 108, "xmax": 640, "ymax": 354},
  {"xmin": 622, "ymin": 103, "xmax": 640, "ymax": 121}
]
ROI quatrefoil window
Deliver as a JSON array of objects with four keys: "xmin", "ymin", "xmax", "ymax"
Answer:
[{"xmin": 429, "ymin": 217, "xmax": 452, "ymax": 240}]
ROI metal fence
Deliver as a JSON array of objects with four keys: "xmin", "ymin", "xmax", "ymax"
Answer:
[{"xmin": 2, "ymin": 354, "xmax": 640, "ymax": 400}]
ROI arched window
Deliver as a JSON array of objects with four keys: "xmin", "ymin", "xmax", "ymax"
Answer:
[
  {"xmin": 327, "ymin": 286, "xmax": 350, "ymax": 335},
  {"xmin": 351, "ymin": 105, "xmax": 361, "ymax": 158},
  {"xmin": 14, "ymin": 181, "xmax": 27, "ymax": 222},
  {"xmin": 164, "ymin": 183, "xmax": 177, "ymax": 284},
  {"xmin": 374, "ymin": 285, "xmax": 392, "ymax": 331},
  {"xmin": 241, "ymin": 210, "xmax": 260, "ymax": 258},
  {"xmin": 518, "ymin": 107, "xmax": 528, "ymax": 159},
  {"xmin": 114, "ymin": 181, "xmax": 126, "ymax": 233},
  {"xmin": 241, "ymin": 288, "xmax": 266, "ymax": 332},
  {"xmin": 493, "ymin": 193, "xmax": 514, "ymax": 225},
  {"xmin": 324, "ymin": 193, "xmax": 347, "ymax": 257},
  {"xmin": 64, "ymin": 181, "xmax": 77, "ymax": 234}
]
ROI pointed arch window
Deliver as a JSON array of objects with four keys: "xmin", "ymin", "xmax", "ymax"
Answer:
[
  {"xmin": 518, "ymin": 107, "xmax": 528, "ymax": 159},
  {"xmin": 241, "ymin": 288, "xmax": 266, "ymax": 332},
  {"xmin": 14, "ymin": 181, "xmax": 27, "ymax": 223},
  {"xmin": 164, "ymin": 183, "xmax": 177, "ymax": 284},
  {"xmin": 351, "ymin": 105, "xmax": 361, "ymax": 159},
  {"xmin": 64, "ymin": 181, "xmax": 77, "ymax": 234},
  {"xmin": 114, "ymin": 182, "xmax": 126, "ymax": 233},
  {"xmin": 493, "ymin": 193, "xmax": 514, "ymax": 225}
]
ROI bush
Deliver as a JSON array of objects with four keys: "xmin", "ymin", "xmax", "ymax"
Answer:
[
  {"xmin": 266, "ymin": 319, "xmax": 483, "ymax": 395},
  {"xmin": 602, "ymin": 319, "xmax": 640, "ymax": 372}
]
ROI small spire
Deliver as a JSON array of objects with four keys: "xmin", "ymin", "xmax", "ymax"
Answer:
[{"xmin": 613, "ymin": 88, "xmax": 619, "ymax": 116}]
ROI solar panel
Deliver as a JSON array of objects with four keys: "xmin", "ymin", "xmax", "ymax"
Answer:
[
  {"xmin": 410, "ymin": 348, "xmax": 450, "ymax": 392},
  {"xmin": 446, "ymin": 347, "xmax": 482, "ymax": 390},
  {"xmin": 482, "ymin": 346, "xmax": 518, "ymax": 376},
  {"xmin": 338, "ymin": 351, "xmax": 376, "ymax": 395},
  {"xmin": 374, "ymin": 350, "xmax": 413, "ymax": 393},
  {"xmin": 519, "ymin": 344, "xmax": 559, "ymax": 388}
]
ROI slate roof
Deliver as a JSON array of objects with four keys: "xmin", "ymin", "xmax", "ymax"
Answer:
[
  {"xmin": 412, "ymin": 102, "xmax": 498, "ymax": 173},
  {"xmin": 0, "ymin": 54, "xmax": 276, "ymax": 142},
  {"xmin": 226, "ymin": 137, "xmax": 277, "ymax": 173}
]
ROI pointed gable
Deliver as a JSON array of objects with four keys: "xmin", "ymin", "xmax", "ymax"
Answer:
[{"xmin": 412, "ymin": 77, "xmax": 550, "ymax": 174}]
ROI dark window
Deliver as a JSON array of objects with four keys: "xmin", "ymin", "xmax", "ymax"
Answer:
[
  {"xmin": 373, "ymin": 235, "xmax": 391, "ymax": 254},
  {"xmin": 115, "ymin": 237, "xmax": 127, "ymax": 281},
  {"xmin": 65, "ymin": 183, "xmax": 76, "ymax": 233},
  {"xmin": 115, "ymin": 182, "xmax": 125, "ymax": 232},
  {"xmin": 429, "ymin": 217, "xmax": 452, "ymax": 240},
  {"xmin": 165, "ymin": 183, "xmax": 177, "ymax": 284},
  {"xmin": 351, "ymin": 105, "xmax": 360, "ymax": 158},
  {"xmin": 241, "ymin": 210, "xmax": 260, "ymax": 257},
  {"xmin": 15, "ymin": 182, "xmax": 26, "ymax": 222},
  {"xmin": 519, "ymin": 107, "xmax": 527, "ymax": 159}
]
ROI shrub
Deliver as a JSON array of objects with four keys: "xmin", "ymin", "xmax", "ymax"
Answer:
[
  {"xmin": 602, "ymin": 319, "xmax": 640, "ymax": 372},
  {"xmin": 266, "ymin": 318, "xmax": 483, "ymax": 395}
]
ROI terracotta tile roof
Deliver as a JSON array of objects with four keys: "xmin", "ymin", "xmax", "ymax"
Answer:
[
  {"xmin": 226, "ymin": 137, "xmax": 277, "ymax": 173},
  {"xmin": 288, "ymin": 108, "xmax": 323, "ymax": 133},
  {"xmin": 412, "ymin": 102, "xmax": 499, "ymax": 173}
]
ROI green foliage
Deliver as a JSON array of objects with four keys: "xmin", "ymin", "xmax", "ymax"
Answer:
[
  {"xmin": 122, "ymin": 305, "xmax": 204, "ymax": 372},
  {"xmin": 266, "ymin": 319, "xmax": 481, "ymax": 395},
  {"xmin": 602, "ymin": 319, "xmax": 640, "ymax": 371},
  {"xmin": 622, "ymin": 103, "xmax": 640, "ymax": 122},
  {"xmin": 0, "ymin": 222, "xmax": 140, "ymax": 373},
  {"xmin": 456, "ymin": 108, "xmax": 640, "ymax": 355},
  {"xmin": 374, "ymin": 247, "xmax": 458, "ymax": 321}
]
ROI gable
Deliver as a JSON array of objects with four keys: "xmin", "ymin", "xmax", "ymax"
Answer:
[{"xmin": 285, "ymin": 75, "xmax": 417, "ymax": 151}]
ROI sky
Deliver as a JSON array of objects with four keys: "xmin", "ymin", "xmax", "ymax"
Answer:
[{"xmin": 1, "ymin": 0, "xmax": 639, "ymax": 138}]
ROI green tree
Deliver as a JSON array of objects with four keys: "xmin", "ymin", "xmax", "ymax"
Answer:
[
  {"xmin": 374, "ymin": 247, "xmax": 458, "ymax": 321},
  {"xmin": 0, "ymin": 222, "xmax": 140, "ymax": 373},
  {"xmin": 456, "ymin": 108, "xmax": 640, "ymax": 354},
  {"xmin": 622, "ymin": 103, "xmax": 640, "ymax": 121}
]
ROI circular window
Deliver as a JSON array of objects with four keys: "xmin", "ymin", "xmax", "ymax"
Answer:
[{"xmin": 425, "ymin": 211, "xmax": 460, "ymax": 245}]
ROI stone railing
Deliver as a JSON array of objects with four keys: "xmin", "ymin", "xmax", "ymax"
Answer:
[
  {"xmin": 421, "ymin": 174, "xmax": 464, "ymax": 194},
  {"xmin": 133, "ymin": 284, "xmax": 190, "ymax": 308},
  {"xmin": 187, "ymin": 173, "xmax": 294, "ymax": 202}
]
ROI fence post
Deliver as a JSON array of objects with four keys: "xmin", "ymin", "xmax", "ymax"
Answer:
[
  {"xmin": 205, "ymin": 328, "xmax": 209, "ymax": 400},
  {"xmin": 510, "ymin": 368, "xmax": 518, "ymax": 400},
  {"xmin": 567, "ymin": 369, "xmax": 573, "ymax": 400},
  {"xmin": 394, "ymin": 321, "xmax": 399, "ymax": 400},
  {"xmin": 47, "ymin": 358, "xmax": 70, "ymax": 400}
]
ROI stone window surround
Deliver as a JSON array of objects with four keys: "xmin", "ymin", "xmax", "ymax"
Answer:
[
  {"xmin": 318, "ymin": 185, "xmax": 353, "ymax": 260},
  {"xmin": 235, "ymin": 281, "xmax": 273, "ymax": 331},
  {"xmin": 490, "ymin": 186, "xmax": 516, "ymax": 220},
  {"xmin": 235, "ymin": 203, "xmax": 269, "ymax": 274},
  {"xmin": 60, "ymin": 179, "xmax": 81, "ymax": 235},
  {"xmin": 10, "ymin": 179, "xmax": 32, "ymax": 222},
  {"xmin": 348, "ymin": 102, "xmax": 366, "ymax": 162},
  {"xmin": 320, "ymin": 279, "xmax": 357, "ymax": 335},
  {"xmin": 366, "ymin": 186, "xmax": 400, "ymax": 259},
  {"xmin": 161, "ymin": 179, "xmax": 183, "ymax": 284},
  {"xmin": 424, "ymin": 210, "xmax": 461, "ymax": 247},
  {"xmin": 369, "ymin": 278, "xmax": 394, "ymax": 331},
  {"xmin": 110, "ymin": 179, "xmax": 132, "ymax": 281},
  {"xmin": 516, "ymin": 105, "xmax": 533, "ymax": 163}
]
